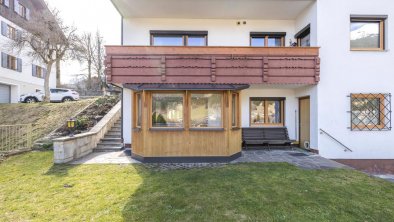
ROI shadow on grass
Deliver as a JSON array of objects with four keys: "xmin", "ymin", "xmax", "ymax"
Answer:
[
  {"xmin": 44, "ymin": 163, "xmax": 79, "ymax": 177},
  {"xmin": 121, "ymin": 163, "xmax": 394, "ymax": 222}
]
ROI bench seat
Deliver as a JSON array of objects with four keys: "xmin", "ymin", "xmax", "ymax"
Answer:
[{"xmin": 242, "ymin": 127, "xmax": 293, "ymax": 149}]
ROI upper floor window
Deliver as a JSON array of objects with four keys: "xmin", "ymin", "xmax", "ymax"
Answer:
[
  {"xmin": 1, "ymin": 52, "xmax": 22, "ymax": 72},
  {"xmin": 350, "ymin": 15, "xmax": 387, "ymax": 51},
  {"xmin": 1, "ymin": 21, "xmax": 21, "ymax": 41},
  {"xmin": 150, "ymin": 30, "xmax": 207, "ymax": 46},
  {"xmin": 14, "ymin": 0, "xmax": 30, "ymax": 20},
  {"xmin": 0, "ymin": 0, "xmax": 10, "ymax": 7},
  {"xmin": 295, "ymin": 24, "xmax": 310, "ymax": 47},
  {"xmin": 250, "ymin": 32, "xmax": 286, "ymax": 47},
  {"xmin": 32, "ymin": 64, "xmax": 46, "ymax": 79}
]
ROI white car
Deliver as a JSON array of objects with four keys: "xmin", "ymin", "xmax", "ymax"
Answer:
[{"xmin": 20, "ymin": 88, "xmax": 80, "ymax": 103}]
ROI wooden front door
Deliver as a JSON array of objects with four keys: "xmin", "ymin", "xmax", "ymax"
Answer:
[{"xmin": 299, "ymin": 97, "xmax": 310, "ymax": 149}]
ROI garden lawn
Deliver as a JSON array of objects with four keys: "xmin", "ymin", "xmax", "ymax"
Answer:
[{"xmin": 1, "ymin": 151, "xmax": 394, "ymax": 222}]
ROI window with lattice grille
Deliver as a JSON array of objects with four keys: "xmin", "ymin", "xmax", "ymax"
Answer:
[{"xmin": 350, "ymin": 93, "xmax": 391, "ymax": 131}]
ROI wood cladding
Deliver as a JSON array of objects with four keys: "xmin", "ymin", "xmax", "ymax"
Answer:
[
  {"xmin": 105, "ymin": 46, "xmax": 320, "ymax": 85},
  {"xmin": 131, "ymin": 90, "xmax": 242, "ymax": 157}
]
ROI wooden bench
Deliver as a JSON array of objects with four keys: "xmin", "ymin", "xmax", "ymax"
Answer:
[{"xmin": 242, "ymin": 127, "xmax": 294, "ymax": 149}]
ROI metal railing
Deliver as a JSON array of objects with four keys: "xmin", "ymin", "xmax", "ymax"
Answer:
[
  {"xmin": 0, "ymin": 124, "xmax": 33, "ymax": 154},
  {"xmin": 319, "ymin": 128, "xmax": 353, "ymax": 152}
]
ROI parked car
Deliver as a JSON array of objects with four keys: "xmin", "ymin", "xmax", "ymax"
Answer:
[{"xmin": 20, "ymin": 88, "xmax": 80, "ymax": 103}]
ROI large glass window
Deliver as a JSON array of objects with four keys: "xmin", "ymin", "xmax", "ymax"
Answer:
[
  {"xmin": 350, "ymin": 17, "xmax": 385, "ymax": 50},
  {"xmin": 191, "ymin": 93, "xmax": 222, "ymax": 128},
  {"xmin": 151, "ymin": 93, "xmax": 184, "ymax": 128},
  {"xmin": 295, "ymin": 25, "xmax": 311, "ymax": 47},
  {"xmin": 151, "ymin": 31, "xmax": 207, "ymax": 46},
  {"xmin": 250, "ymin": 33, "xmax": 285, "ymax": 47},
  {"xmin": 250, "ymin": 98, "xmax": 284, "ymax": 126}
]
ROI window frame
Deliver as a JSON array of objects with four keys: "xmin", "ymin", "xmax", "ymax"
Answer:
[
  {"xmin": 295, "ymin": 24, "xmax": 311, "ymax": 47},
  {"xmin": 350, "ymin": 16, "xmax": 386, "ymax": 51},
  {"xmin": 189, "ymin": 91, "xmax": 224, "ymax": 129},
  {"xmin": 250, "ymin": 32, "xmax": 286, "ymax": 47},
  {"xmin": 350, "ymin": 94, "xmax": 388, "ymax": 130},
  {"xmin": 133, "ymin": 92, "xmax": 143, "ymax": 129},
  {"xmin": 150, "ymin": 30, "xmax": 208, "ymax": 46},
  {"xmin": 150, "ymin": 91, "xmax": 186, "ymax": 129},
  {"xmin": 231, "ymin": 92, "xmax": 240, "ymax": 128},
  {"xmin": 249, "ymin": 97, "xmax": 285, "ymax": 127}
]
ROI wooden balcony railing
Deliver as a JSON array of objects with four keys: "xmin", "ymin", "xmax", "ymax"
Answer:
[{"xmin": 105, "ymin": 46, "xmax": 320, "ymax": 85}]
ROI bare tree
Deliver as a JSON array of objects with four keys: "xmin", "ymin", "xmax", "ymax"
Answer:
[
  {"xmin": 92, "ymin": 30, "xmax": 106, "ymax": 90},
  {"xmin": 78, "ymin": 30, "xmax": 106, "ymax": 91},
  {"xmin": 5, "ymin": 8, "xmax": 80, "ymax": 102}
]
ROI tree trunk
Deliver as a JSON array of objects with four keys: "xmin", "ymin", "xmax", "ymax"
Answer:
[
  {"xmin": 87, "ymin": 60, "xmax": 92, "ymax": 89},
  {"xmin": 56, "ymin": 59, "xmax": 61, "ymax": 87},
  {"xmin": 44, "ymin": 62, "xmax": 53, "ymax": 102}
]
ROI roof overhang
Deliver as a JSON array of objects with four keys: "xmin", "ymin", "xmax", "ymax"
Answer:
[
  {"xmin": 111, "ymin": 0, "xmax": 315, "ymax": 20},
  {"xmin": 124, "ymin": 83, "xmax": 250, "ymax": 91}
]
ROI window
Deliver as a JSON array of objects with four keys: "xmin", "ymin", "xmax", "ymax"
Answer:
[
  {"xmin": 0, "ymin": 0, "xmax": 9, "ymax": 7},
  {"xmin": 250, "ymin": 32, "xmax": 286, "ymax": 47},
  {"xmin": 135, "ymin": 93, "xmax": 142, "ymax": 127},
  {"xmin": 1, "ymin": 52, "xmax": 21, "ymax": 72},
  {"xmin": 14, "ymin": 1, "xmax": 29, "ymax": 20},
  {"xmin": 32, "ymin": 65, "xmax": 46, "ymax": 78},
  {"xmin": 7, "ymin": 25, "xmax": 16, "ymax": 39},
  {"xmin": 295, "ymin": 24, "xmax": 310, "ymax": 47},
  {"xmin": 150, "ymin": 31, "xmax": 207, "ymax": 46},
  {"xmin": 151, "ymin": 93, "xmax": 184, "ymax": 128},
  {"xmin": 350, "ymin": 16, "xmax": 386, "ymax": 51},
  {"xmin": 350, "ymin": 93, "xmax": 391, "ymax": 131},
  {"xmin": 18, "ymin": 3, "xmax": 26, "ymax": 18},
  {"xmin": 190, "ymin": 93, "xmax": 222, "ymax": 128},
  {"xmin": 232, "ymin": 93, "xmax": 239, "ymax": 127},
  {"xmin": 250, "ymin": 98, "xmax": 284, "ymax": 126}
]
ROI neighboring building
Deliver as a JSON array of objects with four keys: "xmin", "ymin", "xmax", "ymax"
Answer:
[
  {"xmin": 0, "ymin": 0, "xmax": 55, "ymax": 103},
  {"xmin": 107, "ymin": 0, "xmax": 394, "ymax": 167}
]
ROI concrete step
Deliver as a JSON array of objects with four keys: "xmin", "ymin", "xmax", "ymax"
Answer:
[
  {"xmin": 100, "ymin": 137, "xmax": 122, "ymax": 143},
  {"xmin": 93, "ymin": 146, "xmax": 123, "ymax": 152},
  {"xmin": 97, "ymin": 141, "xmax": 123, "ymax": 146},
  {"xmin": 106, "ymin": 132, "xmax": 121, "ymax": 136},
  {"xmin": 109, "ymin": 128, "xmax": 121, "ymax": 132}
]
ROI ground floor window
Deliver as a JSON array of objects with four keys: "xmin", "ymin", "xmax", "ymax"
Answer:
[
  {"xmin": 350, "ymin": 93, "xmax": 391, "ymax": 131},
  {"xmin": 250, "ymin": 98, "xmax": 284, "ymax": 127},
  {"xmin": 190, "ymin": 93, "xmax": 222, "ymax": 128},
  {"xmin": 151, "ymin": 93, "xmax": 184, "ymax": 128}
]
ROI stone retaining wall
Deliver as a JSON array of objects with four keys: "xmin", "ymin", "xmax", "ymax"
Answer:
[{"xmin": 53, "ymin": 102, "xmax": 121, "ymax": 164}]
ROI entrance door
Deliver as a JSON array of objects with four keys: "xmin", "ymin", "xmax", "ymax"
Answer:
[{"xmin": 299, "ymin": 97, "xmax": 310, "ymax": 149}]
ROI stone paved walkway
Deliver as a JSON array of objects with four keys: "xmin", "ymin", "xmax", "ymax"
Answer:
[{"xmin": 70, "ymin": 148, "xmax": 348, "ymax": 170}]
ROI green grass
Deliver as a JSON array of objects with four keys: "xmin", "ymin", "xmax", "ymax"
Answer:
[{"xmin": 1, "ymin": 151, "xmax": 394, "ymax": 222}]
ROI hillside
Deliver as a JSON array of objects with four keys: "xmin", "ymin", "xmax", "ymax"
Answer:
[{"xmin": 0, "ymin": 99, "xmax": 96, "ymax": 143}]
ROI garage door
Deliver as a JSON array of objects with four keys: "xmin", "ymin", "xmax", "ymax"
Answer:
[{"xmin": 0, "ymin": 84, "xmax": 11, "ymax": 103}]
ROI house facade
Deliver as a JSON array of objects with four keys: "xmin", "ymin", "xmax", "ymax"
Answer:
[
  {"xmin": 107, "ymin": 0, "xmax": 394, "ymax": 166},
  {"xmin": 0, "ymin": 0, "xmax": 55, "ymax": 103}
]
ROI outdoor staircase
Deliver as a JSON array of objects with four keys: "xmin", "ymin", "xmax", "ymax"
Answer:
[{"xmin": 93, "ymin": 118, "xmax": 123, "ymax": 152}]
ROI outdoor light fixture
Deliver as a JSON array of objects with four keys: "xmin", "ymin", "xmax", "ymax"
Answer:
[{"xmin": 67, "ymin": 118, "xmax": 76, "ymax": 137}]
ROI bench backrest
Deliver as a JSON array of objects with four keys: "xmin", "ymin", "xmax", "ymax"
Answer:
[{"xmin": 242, "ymin": 127, "xmax": 290, "ymax": 141}]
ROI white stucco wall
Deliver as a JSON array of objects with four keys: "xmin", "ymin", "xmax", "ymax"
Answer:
[
  {"xmin": 295, "ymin": 1, "xmax": 317, "ymax": 46},
  {"xmin": 123, "ymin": 18, "xmax": 297, "ymax": 46},
  {"xmin": 0, "ymin": 15, "xmax": 56, "ymax": 103},
  {"xmin": 122, "ymin": 88, "xmax": 132, "ymax": 145},
  {"xmin": 316, "ymin": 0, "xmax": 394, "ymax": 159}
]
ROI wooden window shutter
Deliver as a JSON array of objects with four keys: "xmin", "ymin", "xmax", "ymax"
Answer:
[
  {"xmin": 43, "ymin": 68, "xmax": 47, "ymax": 79},
  {"xmin": 26, "ymin": 8, "xmax": 30, "ymax": 20},
  {"xmin": 1, "ymin": 21, "xmax": 7, "ymax": 36},
  {"xmin": 1, "ymin": 52, "xmax": 7, "ymax": 68},
  {"xmin": 32, "ymin": 64, "xmax": 36, "ymax": 76},
  {"xmin": 17, "ymin": 58, "xmax": 22, "ymax": 72},
  {"xmin": 4, "ymin": 0, "xmax": 9, "ymax": 7},
  {"xmin": 13, "ymin": 0, "xmax": 19, "ymax": 13}
]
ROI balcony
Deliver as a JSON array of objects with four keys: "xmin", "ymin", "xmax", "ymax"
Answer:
[{"xmin": 105, "ymin": 46, "xmax": 320, "ymax": 85}]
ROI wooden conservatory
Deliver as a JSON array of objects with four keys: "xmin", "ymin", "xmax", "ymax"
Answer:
[{"xmin": 105, "ymin": 46, "xmax": 320, "ymax": 162}]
